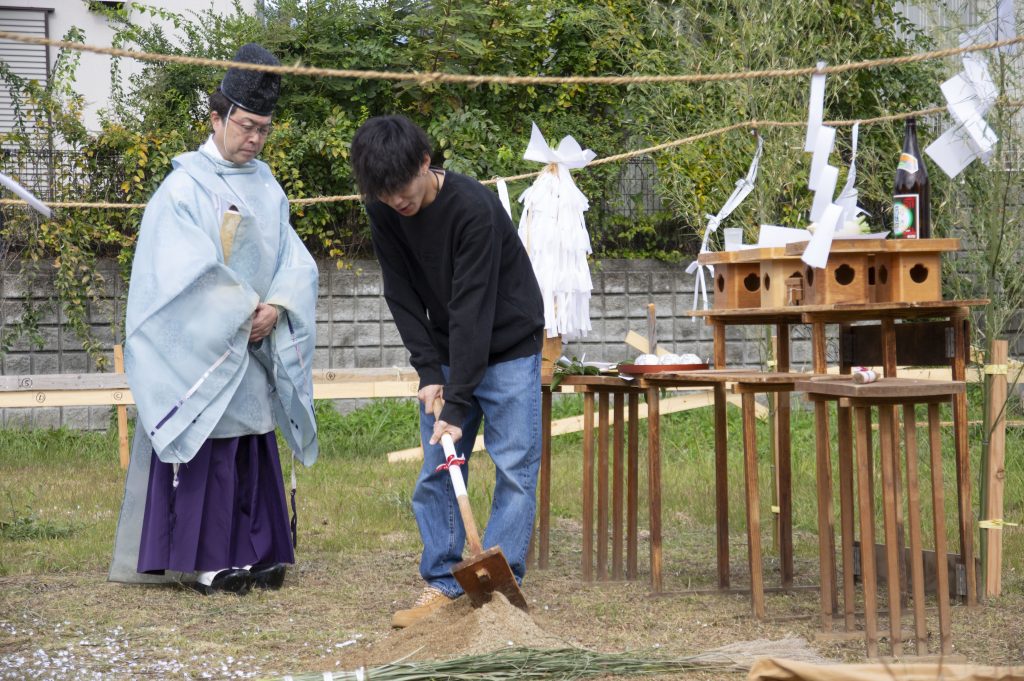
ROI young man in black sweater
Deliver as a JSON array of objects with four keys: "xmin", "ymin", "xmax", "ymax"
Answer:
[{"xmin": 350, "ymin": 115, "xmax": 545, "ymax": 627}]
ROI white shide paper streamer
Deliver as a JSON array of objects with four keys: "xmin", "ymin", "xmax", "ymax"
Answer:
[
  {"xmin": 517, "ymin": 122, "xmax": 596, "ymax": 338},
  {"xmin": 0, "ymin": 172, "xmax": 52, "ymax": 218},
  {"xmin": 685, "ymin": 133, "xmax": 764, "ymax": 313}
]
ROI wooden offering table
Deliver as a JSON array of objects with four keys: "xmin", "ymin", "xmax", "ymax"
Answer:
[
  {"xmin": 639, "ymin": 370, "xmax": 814, "ymax": 617},
  {"xmin": 798, "ymin": 377, "xmax": 965, "ymax": 658},
  {"xmin": 537, "ymin": 375, "xmax": 646, "ymax": 583},
  {"xmin": 798, "ymin": 300, "xmax": 986, "ymax": 623},
  {"xmin": 693, "ymin": 299, "xmax": 987, "ymax": 630}
]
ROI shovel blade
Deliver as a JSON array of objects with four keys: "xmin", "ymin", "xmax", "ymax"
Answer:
[{"xmin": 452, "ymin": 546, "xmax": 528, "ymax": 611}]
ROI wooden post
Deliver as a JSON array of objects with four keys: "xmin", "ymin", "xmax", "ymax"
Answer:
[
  {"xmin": 541, "ymin": 334, "xmax": 562, "ymax": 383},
  {"xmin": 769, "ymin": 334, "xmax": 780, "ymax": 556},
  {"xmin": 646, "ymin": 303, "xmax": 657, "ymax": 354},
  {"xmin": 114, "ymin": 344, "xmax": 130, "ymax": 469},
  {"xmin": 776, "ymin": 324, "xmax": 793, "ymax": 588},
  {"xmin": 984, "ymin": 340, "xmax": 1008, "ymax": 597}
]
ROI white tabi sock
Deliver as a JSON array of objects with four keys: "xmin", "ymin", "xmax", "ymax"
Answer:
[{"xmin": 196, "ymin": 570, "xmax": 219, "ymax": 586}]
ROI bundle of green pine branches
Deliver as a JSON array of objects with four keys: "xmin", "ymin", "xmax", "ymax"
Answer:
[{"xmin": 265, "ymin": 641, "xmax": 823, "ymax": 681}]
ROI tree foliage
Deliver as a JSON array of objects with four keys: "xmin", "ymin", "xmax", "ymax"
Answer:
[{"xmin": 1, "ymin": 0, "xmax": 947, "ymax": 365}]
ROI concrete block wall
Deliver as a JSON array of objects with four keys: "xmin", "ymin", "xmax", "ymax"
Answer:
[{"xmin": 0, "ymin": 257, "xmax": 840, "ymax": 429}]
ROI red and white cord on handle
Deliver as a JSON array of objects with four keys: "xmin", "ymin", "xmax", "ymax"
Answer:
[
  {"xmin": 438, "ymin": 433, "xmax": 469, "ymax": 499},
  {"xmin": 435, "ymin": 433, "xmax": 467, "ymax": 473}
]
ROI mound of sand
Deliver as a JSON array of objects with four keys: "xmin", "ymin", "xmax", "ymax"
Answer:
[{"xmin": 364, "ymin": 592, "xmax": 567, "ymax": 664}]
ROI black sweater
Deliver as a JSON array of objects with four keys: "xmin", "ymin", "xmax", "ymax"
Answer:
[{"xmin": 368, "ymin": 170, "xmax": 544, "ymax": 427}]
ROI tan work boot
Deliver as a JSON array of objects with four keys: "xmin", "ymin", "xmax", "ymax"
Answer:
[{"xmin": 391, "ymin": 586, "xmax": 453, "ymax": 628}]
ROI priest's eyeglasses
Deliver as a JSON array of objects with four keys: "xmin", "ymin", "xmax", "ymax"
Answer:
[{"xmin": 229, "ymin": 118, "xmax": 273, "ymax": 138}]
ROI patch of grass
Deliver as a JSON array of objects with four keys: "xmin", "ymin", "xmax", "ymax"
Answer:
[
  {"xmin": 315, "ymin": 398, "xmax": 420, "ymax": 459},
  {"xmin": 1, "ymin": 391, "xmax": 1022, "ymax": 587},
  {"xmin": 0, "ymin": 506, "xmax": 76, "ymax": 541}
]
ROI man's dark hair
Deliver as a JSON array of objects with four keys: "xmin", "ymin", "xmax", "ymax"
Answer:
[
  {"xmin": 209, "ymin": 90, "xmax": 233, "ymax": 119},
  {"xmin": 350, "ymin": 115, "xmax": 433, "ymax": 200}
]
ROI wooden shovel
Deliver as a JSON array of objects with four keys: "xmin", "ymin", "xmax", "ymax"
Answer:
[{"xmin": 432, "ymin": 399, "xmax": 528, "ymax": 611}]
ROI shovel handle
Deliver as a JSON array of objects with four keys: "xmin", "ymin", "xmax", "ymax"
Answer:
[{"xmin": 432, "ymin": 398, "xmax": 484, "ymax": 556}]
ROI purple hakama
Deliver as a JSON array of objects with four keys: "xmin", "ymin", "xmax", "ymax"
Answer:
[{"xmin": 137, "ymin": 432, "xmax": 294, "ymax": 574}]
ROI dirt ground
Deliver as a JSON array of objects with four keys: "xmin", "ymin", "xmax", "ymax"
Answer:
[{"xmin": 2, "ymin": 516, "xmax": 1023, "ymax": 680}]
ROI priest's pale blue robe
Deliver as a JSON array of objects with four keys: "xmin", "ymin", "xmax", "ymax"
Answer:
[{"xmin": 109, "ymin": 142, "xmax": 318, "ymax": 583}]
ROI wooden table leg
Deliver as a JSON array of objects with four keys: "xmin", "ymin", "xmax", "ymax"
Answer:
[
  {"xmin": 878, "ymin": 405, "xmax": 903, "ymax": 657},
  {"xmin": 582, "ymin": 391, "xmax": 595, "ymax": 582},
  {"xmin": 902, "ymin": 402, "xmax": 928, "ymax": 656},
  {"xmin": 613, "ymin": 391, "xmax": 625, "ymax": 581},
  {"xmin": 855, "ymin": 406, "xmax": 880, "ymax": 658},
  {"xmin": 647, "ymin": 385, "xmax": 663, "ymax": 594},
  {"xmin": 811, "ymin": 321, "xmax": 838, "ymax": 617},
  {"xmin": 742, "ymin": 391, "xmax": 766, "ymax": 619},
  {"xmin": 714, "ymin": 382, "xmax": 730, "ymax": 589},
  {"xmin": 812, "ymin": 395, "xmax": 836, "ymax": 632},
  {"xmin": 776, "ymin": 323, "xmax": 793, "ymax": 588},
  {"xmin": 952, "ymin": 313, "xmax": 977, "ymax": 606},
  {"xmin": 880, "ymin": 318, "xmax": 908, "ymax": 606},
  {"xmin": 628, "ymin": 392, "xmax": 639, "ymax": 579},
  {"xmin": 929, "ymin": 402, "xmax": 953, "ymax": 655},
  {"xmin": 598, "ymin": 391, "xmax": 610, "ymax": 581},
  {"xmin": 539, "ymin": 388, "xmax": 552, "ymax": 570},
  {"xmin": 837, "ymin": 404, "xmax": 857, "ymax": 632},
  {"xmin": 811, "ymin": 321, "xmax": 828, "ymax": 374},
  {"xmin": 713, "ymin": 321, "xmax": 726, "ymax": 369}
]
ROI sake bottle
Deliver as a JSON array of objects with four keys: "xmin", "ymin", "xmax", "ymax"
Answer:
[{"xmin": 892, "ymin": 118, "xmax": 931, "ymax": 239}]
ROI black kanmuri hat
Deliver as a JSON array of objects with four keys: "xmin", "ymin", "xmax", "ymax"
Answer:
[{"xmin": 219, "ymin": 43, "xmax": 281, "ymax": 116}]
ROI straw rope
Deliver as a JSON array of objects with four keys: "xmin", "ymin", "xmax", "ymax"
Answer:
[
  {"xmin": 0, "ymin": 29, "xmax": 1022, "ymax": 86},
  {"xmin": 2, "ymin": 100, "xmax": 1018, "ymax": 212}
]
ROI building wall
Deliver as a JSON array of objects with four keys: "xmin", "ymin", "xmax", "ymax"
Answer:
[
  {"xmin": 0, "ymin": 258, "xmax": 826, "ymax": 429},
  {"xmin": 0, "ymin": 0, "xmax": 259, "ymax": 133}
]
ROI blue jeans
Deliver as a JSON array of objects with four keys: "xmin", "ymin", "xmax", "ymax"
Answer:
[{"xmin": 413, "ymin": 352, "xmax": 541, "ymax": 597}]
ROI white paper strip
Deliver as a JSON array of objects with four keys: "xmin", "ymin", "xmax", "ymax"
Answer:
[
  {"xmin": 997, "ymin": 0, "xmax": 1018, "ymax": 53},
  {"xmin": 927, "ymin": 65, "xmax": 1000, "ymax": 178},
  {"xmin": 960, "ymin": 21, "xmax": 996, "ymax": 49},
  {"xmin": 685, "ymin": 134, "xmax": 764, "ymax": 313},
  {"xmin": 926, "ymin": 125, "xmax": 985, "ymax": 178},
  {"xmin": 809, "ymin": 165, "xmax": 838, "ymax": 223},
  {"xmin": 803, "ymin": 61, "xmax": 827, "ymax": 152},
  {"xmin": 524, "ymin": 122, "xmax": 596, "ymax": 168},
  {"xmin": 961, "ymin": 54, "xmax": 998, "ymax": 114},
  {"xmin": 757, "ymin": 224, "xmax": 812, "ymax": 247},
  {"xmin": 835, "ymin": 122, "xmax": 864, "ymax": 227},
  {"xmin": 802, "ymin": 203, "xmax": 843, "ymax": 269},
  {"xmin": 0, "ymin": 172, "xmax": 52, "ymax": 218},
  {"xmin": 808, "ymin": 126, "xmax": 836, "ymax": 191},
  {"xmin": 496, "ymin": 178, "xmax": 513, "ymax": 220}
]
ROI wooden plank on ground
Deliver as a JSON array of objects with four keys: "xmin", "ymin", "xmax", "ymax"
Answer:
[
  {"xmin": 0, "ymin": 388, "xmax": 135, "ymax": 408},
  {"xmin": 13, "ymin": 362, "xmax": 994, "ymax": 411}
]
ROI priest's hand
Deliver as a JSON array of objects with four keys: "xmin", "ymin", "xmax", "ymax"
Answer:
[{"xmin": 250, "ymin": 303, "xmax": 278, "ymax": 342}]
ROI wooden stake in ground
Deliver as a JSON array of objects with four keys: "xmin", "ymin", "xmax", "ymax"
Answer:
[
  {"xmin": 983, "ymin": 340, "xmax": 1008, "ymax": 597},
  {"xmin": 114, "ymin": 344, "xmax": 129, "ymax": 469}
]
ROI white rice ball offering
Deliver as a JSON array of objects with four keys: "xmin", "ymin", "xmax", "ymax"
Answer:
[
  {"xmin": 634, "ymin": 353, "xmax": 660, "ymax": 365},
  {"xmin": 678, "ymin": 353, "xmax": 703, "ymax": 365},
  {"xmin": 659, "ymin": 353, "xmax": 682, "ymax": 365}
]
